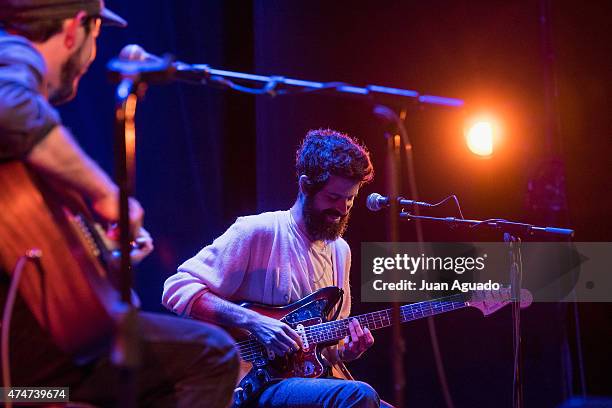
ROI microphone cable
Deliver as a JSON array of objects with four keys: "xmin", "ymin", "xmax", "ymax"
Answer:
[{"xmin": 1, "ymin": 250, "xmax": 44, "ymax": 408}]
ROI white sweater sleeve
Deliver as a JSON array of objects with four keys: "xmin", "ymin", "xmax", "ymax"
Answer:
[{"xmin": 162, "ymin": 217, "xmax": 254, "ymax": 316}]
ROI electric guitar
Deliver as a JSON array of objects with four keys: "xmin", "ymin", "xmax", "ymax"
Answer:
[
  {"xmin": 0, "ymin": 161, "xmax": 126, "ymax": 362},
  {"xmin": 232, "ymin": 285, "xmax": 532, "ymax": 408}
]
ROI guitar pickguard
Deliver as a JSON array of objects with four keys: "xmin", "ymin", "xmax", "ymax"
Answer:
[
  {"xmin": 233, "ymin": 287, "xmax": 343, "ymax": 408},
  {"xmin": 283, "ymin": 298, "xmax": 330, "ymax": 324}
]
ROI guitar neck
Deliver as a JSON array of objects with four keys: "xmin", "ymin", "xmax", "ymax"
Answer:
[{"xmin": 306, "ymin": 293, "xmax": 468, "ymax": 345}]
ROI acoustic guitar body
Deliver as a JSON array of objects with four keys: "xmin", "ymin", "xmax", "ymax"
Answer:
[{"xmin": 0, "ymin": 161, "xmax": 120, "ymax": 363}]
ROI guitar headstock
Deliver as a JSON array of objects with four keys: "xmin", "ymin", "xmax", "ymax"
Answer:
[{"xmin": 466, "ymin": 287, "xmax": 533, "ymax": 316}]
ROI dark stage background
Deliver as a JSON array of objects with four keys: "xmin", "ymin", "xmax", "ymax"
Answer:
[{"xmin": 58, "ymin": 1, "xmax": 611, "ymax": 407}]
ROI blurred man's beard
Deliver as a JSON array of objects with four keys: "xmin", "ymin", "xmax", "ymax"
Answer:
[
  {"xmin": 49, "ymin": 44, "xmax": 86, "ymax": 105},
  {"xmin": 303, "ymin": 194, "xmax": 350, "ymax": 241}
]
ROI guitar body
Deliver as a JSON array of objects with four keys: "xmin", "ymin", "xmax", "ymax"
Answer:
[
  {"xmin": 0, "ymin": 161, "xmax": 121, "ymax": 363},
  {"xmin": 232, "ymin": 286, "xmax": 343, "ymax": 408}
]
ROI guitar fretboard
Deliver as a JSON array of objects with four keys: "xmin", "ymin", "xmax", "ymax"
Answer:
[{"xmin": 237, "ymin": 293, "xmax": 467, "ymax": 362}]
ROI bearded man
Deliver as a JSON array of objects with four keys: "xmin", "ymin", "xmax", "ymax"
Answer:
[{"xmin": 163, "ymin": 129, "xmax": 382, "ymax": 408}]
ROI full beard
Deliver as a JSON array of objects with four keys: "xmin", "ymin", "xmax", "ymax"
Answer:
[
  {"xmin": 303, "ymin": 195, "xmax": 350, "ymax": 241},
  {"xmin": 49, "ymin": 44, "xmax": 86, "ymax": 105}
]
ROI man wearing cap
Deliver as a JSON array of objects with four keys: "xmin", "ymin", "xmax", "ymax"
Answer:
[{"xmin": 0, "ymin": 1, "xmax": 238, "ymax": 406}]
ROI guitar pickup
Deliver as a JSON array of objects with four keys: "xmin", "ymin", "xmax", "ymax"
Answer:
[{"xmin": 296, "ymin": 323, "xmax": 309, "ymax": 352}]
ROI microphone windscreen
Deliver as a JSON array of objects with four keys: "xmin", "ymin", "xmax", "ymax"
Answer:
[
  {"xmin": 119, "ymin": 44, "xmax": 148, "ymax": 61},
  {"xmin": 366, "ymin": 193, "xmax": 384, "ymax": 212}
]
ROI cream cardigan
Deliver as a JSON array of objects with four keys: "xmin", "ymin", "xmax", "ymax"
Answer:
[{"xmin": 162, "ymin": 210, "xmax": 352, "ymax": 320}]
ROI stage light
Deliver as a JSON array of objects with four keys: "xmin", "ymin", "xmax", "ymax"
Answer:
[{"xmin": 466, "ymin": 121, "xmax": 494, "ymax": 157}]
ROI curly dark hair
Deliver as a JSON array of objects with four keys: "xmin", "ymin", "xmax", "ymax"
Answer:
[{"xmin": 295, "ymin": 128, "xmax": 374, "ymax": 194}]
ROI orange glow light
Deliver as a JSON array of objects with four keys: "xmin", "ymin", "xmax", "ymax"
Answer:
[{"xmin": 466, "ymin": 121, "xmax": 494, "ymax": 157}]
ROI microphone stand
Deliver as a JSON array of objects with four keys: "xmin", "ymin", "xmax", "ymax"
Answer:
[
  {"xmin": 111, "ymin": 77, "xmax": 140, "ymax": 408},
  {"xmin": 109, "ymin": 51, "xmax": 464, "ymax": 109},
  {"xmin": 381, "ymin": 120, "xmax": 406, "ymax": 408},
  {"xmin": 108, "ymin": 58, "xmax": 175, "ymax": 408},
  {"xmin": 374, "ymin": 105, "xmax": 456, "ymax": 408},
  {"xmin": 398, "ymin": 210, "xmax": 573, "ymax": 408},
  {"xmin": 505, "ymin": 233, "xmax": 524, "ymax": 408},
  {"xmin": 397, "ymin": 212, "xmax": 574, "ymax": 239}
]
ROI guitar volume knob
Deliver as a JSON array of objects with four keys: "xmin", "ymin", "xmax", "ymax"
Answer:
[
  {"xmin": 243, "ymin": 382, "xmax": 253, "ymax": 395},
  {"xmin": 256, "ymin": 369, "xmax": 267, "ymax": 381}
]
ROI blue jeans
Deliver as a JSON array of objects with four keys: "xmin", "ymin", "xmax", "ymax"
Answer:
[
  {"xmin": 3, "ymin": 304, "xmax": 239, "ymax": 408},
  {"xmin": 258, "ymin": 377, "xmax": 380, "ymax": 408}
]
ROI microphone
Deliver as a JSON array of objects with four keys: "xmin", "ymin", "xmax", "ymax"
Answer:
[
  {"xmin": 119, "ymin": 44, "xmax": 179, "ymax": 65},
  {"xmin": 119, "ymin": 44, "xmax": 156, "ymax": 62},
  {"xmin": 366, "ymin": 193, "xmax": 434, "ymax": 212},
  {"xmin": 108, "ymin": 44, "xmax": 208, "ymax": 83}
]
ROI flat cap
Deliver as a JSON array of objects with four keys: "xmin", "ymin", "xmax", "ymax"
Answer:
[{"xmin": 0, "ymin": 0, "xmax": 127, "ymax": 27}]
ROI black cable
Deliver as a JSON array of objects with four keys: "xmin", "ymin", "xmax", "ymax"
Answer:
[
  {"xmin": 208, "ymin": 76, "xmax": 353, "ymax": 97},
  {"xmin": 572, "ymin": 301, "xmax": 587, "ymax": 397},
  {"xmin": 208, "ymin": 75, "xmax": 283, "ymax": 95},
  {"xmin": 275, "ymin": 82, "xmax": 350, "ymax": 96},
  {"xmin": 1, "ymin": 251, "xmax": 43, "ymax": 408},
  {"xmin": 507, "ymin": 236, "xmax": 523, "ymax": 408},
  {"xmin": 419, "ymin": 194, "xmax": 465, "ymax": 219},
  {"xmin": 469, "ymin": 218, "xmax": 510, "ymax": 230}
]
